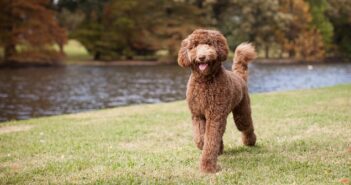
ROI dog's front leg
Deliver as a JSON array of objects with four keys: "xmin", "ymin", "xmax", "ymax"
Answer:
[
  {"xmin": 200, "ymin": 118, "xmax": 226, "ymax": 173},
  {"xmin": 192, "ymin": 115, "xmax": 206, "ymax": 150}
]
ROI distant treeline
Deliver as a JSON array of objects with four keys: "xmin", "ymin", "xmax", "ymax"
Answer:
[{"xmin": 0, "ymin": 0, "xmax": 350, "ymax": 64}]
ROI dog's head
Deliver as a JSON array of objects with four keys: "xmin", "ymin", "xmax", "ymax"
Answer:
[{"xmin": 177, "ymin": 29, "xmax": 229, "ymax": 75}]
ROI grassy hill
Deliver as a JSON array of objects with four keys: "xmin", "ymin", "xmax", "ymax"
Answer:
[{"xmin": 0, "ymin": 85, "xmax": 350, "ymax": 184}]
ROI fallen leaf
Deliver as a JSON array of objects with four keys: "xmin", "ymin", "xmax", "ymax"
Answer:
[
  {"xmin": 10, "ymin": 164, "xmax": 20, "ymax": 171},
  {"xmin": 339, "ymin": 178, "xmax": 349, "ymax": 184}
]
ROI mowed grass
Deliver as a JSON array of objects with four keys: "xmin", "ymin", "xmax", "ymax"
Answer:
[
  {"xmin": 0, "ymin": 40, "xmax": 90, "ymax": 63},
  {"xmin": 64, "ymin": 40, "xmax": 91, "ymax": 62},
  {"xmin": 0, "ymin": 85, "xmax": 350, "ymax": 184}
]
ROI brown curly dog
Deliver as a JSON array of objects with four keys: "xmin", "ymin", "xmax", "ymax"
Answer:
[{"xmin": 178, "ymin": 29, "xmax": 257, "ymax": 173}]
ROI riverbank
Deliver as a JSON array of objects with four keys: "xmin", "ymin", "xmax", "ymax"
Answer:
[
  {"xmin": 65, "ymin": 59, "xmax": 351, "ymax": 66},
  {"xmin": 63, "ymin": 57, "xmax": 351, "ymax": 66},
  {"xmin": 1, "ymin": 57, "xmax": 350, "ymax": 68},
  {"xmin": 64, "ymin": 59, "xmax": 174, "ymax": 66},
  {"xmin": 1, "ymin": 39, "xmax": 350, "ymax": 67},
  {"xmin": 0, "ymin": 85, "xmax": 350, "ymax": 184},
  {"xmin": 253, "ymin": 57, "xmax": 351, "ymax": 64}
]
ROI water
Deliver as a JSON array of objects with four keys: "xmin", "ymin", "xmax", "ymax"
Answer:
[{"xmin": 0, "ymin": 63, "xmax": 350, "ymax": 122}]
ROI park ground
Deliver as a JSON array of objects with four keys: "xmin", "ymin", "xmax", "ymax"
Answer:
[{"xmin": 0, "ymin": 85, "xmax": 350, "ymax": 184}]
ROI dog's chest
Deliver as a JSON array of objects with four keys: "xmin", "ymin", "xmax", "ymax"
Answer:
[{"xmin": 186, "ymin": 80, "xmax": 232, "ymax": 115}]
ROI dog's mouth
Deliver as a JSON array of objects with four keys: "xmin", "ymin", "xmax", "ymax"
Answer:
[{"xmin": 198, "ymin": 63, "xmax": 208, "ymax": 71}]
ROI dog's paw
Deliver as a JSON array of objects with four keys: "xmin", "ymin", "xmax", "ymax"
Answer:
[
  {"xmin": 242, "ymin": 132, "xmax": 256, "ymax": 146},
  {"xmin": 200, "ymin": 164, "xmax": 221, "ymax": 173},
  {"xmin": 200, "ymin": 161, "xmax": 221, "ymax": 173},
  {"xmin": 195, "ymin": 140, "xmax": 204, "ymax": 150}
]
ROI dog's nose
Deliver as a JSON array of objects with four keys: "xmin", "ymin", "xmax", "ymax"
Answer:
[{"xmin": 198, "ymin": 56, "xmax": 206, "ymax": 61}]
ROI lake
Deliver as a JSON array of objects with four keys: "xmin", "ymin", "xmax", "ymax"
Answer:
[{"xmin": 0, "ymin": 62, "xmax": 350, "ymax": 122}]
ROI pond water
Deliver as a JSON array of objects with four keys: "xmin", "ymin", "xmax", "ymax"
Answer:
[{"xmin": 0, "ymin": 62, "xmax": 350, "ymax": 122}]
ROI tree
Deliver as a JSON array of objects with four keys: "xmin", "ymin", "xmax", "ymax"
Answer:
[
  {"xmin": 278, "ymin": 0, "xmax": 325, "ymax": 60},
  {"xmin": 213, "ymin": 0, "xmax": 290, "ymax": 58},
  {"xmin": 0, "ymin": 0, "xmax": 67, "ymax": 64},
  {"xmin": 143, "ymin": 0, "xmax": 206, "ymax": 59},
  {"xmin": 57, "ymin": 8, "xmax": 85, "ymax": 33},
  {"xmin": 327, "ymin": 0, "xmax": 351, "ymax": 57},
  {"xmin": 55, "ymin": 0, "xmax": 78, "ymax": 12},
  {"xmin": 206, "ymin": 0, "xmax": 328, "ymax": 60},
  {"xmin": 72, "ymin": 0, "xmax": 204, "ymax": 60},
  {"xmin": 307, "ymin": 0, "xmax": 333, "ymax": 48}
]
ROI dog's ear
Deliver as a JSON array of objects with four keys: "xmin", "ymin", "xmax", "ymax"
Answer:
[
  {"xmin": 214, "ymin": 33, "xmax": 229, "ymax": 62},
  {"xmin": 178, "ymin": 38, "xmax": 191, "ymax": 68}
]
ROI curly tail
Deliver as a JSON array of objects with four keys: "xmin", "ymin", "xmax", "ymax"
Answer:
[{"xmin": 232, "ymin": 43, "xmax": 257, "ymax": 82}]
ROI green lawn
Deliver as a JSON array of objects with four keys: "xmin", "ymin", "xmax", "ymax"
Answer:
[
  {"xmin": 0, "ymin": 85, "xmax": 350, "ymax": 184},
  {"xmin": 64, "ymin": 40, "xmax": 91, "ymax": 62},
  {"xmin": 0, "ymin": 40, "xmax": 91, "ymax": 64}
]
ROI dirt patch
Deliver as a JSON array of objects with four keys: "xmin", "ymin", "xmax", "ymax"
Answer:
[{"xmin": 0, "ymin": 125, "xmax": 34, "ymax": 134}]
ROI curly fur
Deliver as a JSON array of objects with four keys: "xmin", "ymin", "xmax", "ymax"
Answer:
[{"xmin": 178, "ymin": 29, "xmax": 257, "ymax": 173}]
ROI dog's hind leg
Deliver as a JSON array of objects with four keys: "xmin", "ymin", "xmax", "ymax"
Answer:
[
  {"xmin": 192, "ymin": 116, "xmax": 206, "ymax": 150},
  {"xmin": 232, "ymin": 94, "xmax": 256, "ymax": 146},
  {"xmin": 218, "ymin": 140, "xmax": 224, "ymax": 155}
]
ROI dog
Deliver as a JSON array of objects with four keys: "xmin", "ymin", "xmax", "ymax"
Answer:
[{"xmin": 177, "ymin": 29, "xmax": 257, "ymax": 173}]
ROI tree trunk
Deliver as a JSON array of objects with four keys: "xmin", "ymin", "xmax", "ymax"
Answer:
[
  {"xmin": 59, "ymin": 43, "xmax": 64, "ymax": 55},
  {"xmin": 265, "ymin": 45, "xmax": 269, "ymax": 58},
  {"xmin": 4, "ymin": 43, "xmax": 16, "ymax": 63},
  {"xmin": 94, "ymin": 52, "xmax": 101, "ymax": 60},
  {"xmin": 288, "ymin": 49, "xmax": 295, "ymax": 58},
  {"xmin": 195, "ymin": 0, "xmax": 204, "ymax": 8}
]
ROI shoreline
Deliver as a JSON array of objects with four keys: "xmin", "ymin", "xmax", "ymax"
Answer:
[
  {"xmin": 65, "ymin": 60, "xmax": 174, "ymax": 66},
  {"xmin": 1, "ymin": 58, "xmax": 350, "ymax": 68},
  {"xmin": 66, "ymin": 58, "xmax": 351, "ymax": 66},
  {"xmin": 252, "ymin": 57, "xmax": 351, "ymax": 64},
  {"xmin": 1, "ymin": 83, "xmax": 350, "ymax": 123}
]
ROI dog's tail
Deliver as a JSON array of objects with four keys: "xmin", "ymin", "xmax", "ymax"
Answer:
[{"xmin": 232, "ymin": 43, "xmax": 257, "ymax": 82}]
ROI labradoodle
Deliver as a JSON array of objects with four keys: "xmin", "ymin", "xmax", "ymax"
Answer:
[{"xmin": 178, "ymin": 29, "xmax": 257, "ymax": 173}]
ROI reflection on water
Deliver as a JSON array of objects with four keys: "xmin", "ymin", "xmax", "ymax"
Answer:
[{"xmin": 0, "ymin": 63, "xmax": 350, "ymax": 121}]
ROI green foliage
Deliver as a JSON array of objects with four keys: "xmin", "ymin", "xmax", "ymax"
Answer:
[
  {"xmin": 53, "ymin": 0, "xmax": 351, "ymax": 61},
  {"xmin": 215, "ymin": 0, "xmax": 290, "ymax": 57},
  {"xmin": 57, "ymin": 9, "xmax": 85, "ymax": 33},
  {"xmin": 210, "ymin": 0, "xmax": 327, "ymax": 60},
  {"xmin": 326, "ymin": 0, "xmax": 351, "ymax": 57},
  {"xmin": 69, "ymin": 0, "xmax": 204, "ymax": 61},
  {"xmin": 307, "ymin": 0, "xmax": 334, "ymax": 48},
  {"xmin": 55, "ymin": 0, "xmax": 78, "ymax": 12}
]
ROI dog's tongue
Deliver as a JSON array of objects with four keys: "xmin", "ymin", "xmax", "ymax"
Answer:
[{"xmin": 199, "ymin": 63, "xmax": 208, "ymax": 71}]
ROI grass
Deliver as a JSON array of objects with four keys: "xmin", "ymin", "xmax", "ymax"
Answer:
[
  {"xmin": 0, "ymin": 40, "xmax": 90, "ymax": 63},
  {"xmin": 64, "ymin": 40, "xmax": 91, "ymax": 62},
  {"xmin": 0, "ymin": 85, "xmax": 350, "ymax": 184}
]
